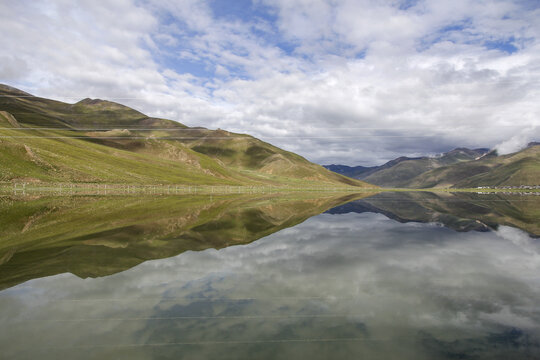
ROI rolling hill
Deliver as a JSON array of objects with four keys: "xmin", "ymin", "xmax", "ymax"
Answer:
[
  {"xmin": 0, "ymin": 84, "xmax": 371, "ymax": 188},
  {"xmin": 408, "ymin": 144, "xmax": 540, "ymax": 188},
  {"xmin": 324, "ymin": 148, "xmax": 489, "ymax": 187},
  {"xmin": 325, "ymin": 144, "xmax": 539, "ymax": 189}
]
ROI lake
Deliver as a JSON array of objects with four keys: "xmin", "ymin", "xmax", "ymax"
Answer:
[{"xmin": 1, "ymin": 191, "xmax": 539, "ymax": 359}]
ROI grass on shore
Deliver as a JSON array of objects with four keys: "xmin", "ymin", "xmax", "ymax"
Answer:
[{"xmin": 1, "ymin": 182, "xmax": 538, "ymax": 197}]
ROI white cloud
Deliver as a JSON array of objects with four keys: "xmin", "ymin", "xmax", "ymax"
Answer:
[
  {"xmin": 0, "ymin": 0, "xmax": 539, "ymax": 165},
  {"xmin": 495, "ymin": 125, "xmax": 539, "ymax": 155},
  {"xmin": 0, "ymin": 56, "xmax": 29, "ymax": 81}
]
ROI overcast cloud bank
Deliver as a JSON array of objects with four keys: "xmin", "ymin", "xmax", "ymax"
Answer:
[{"xmin": 1, "ymin": 0, "xmax": 538, "ymax": 165}]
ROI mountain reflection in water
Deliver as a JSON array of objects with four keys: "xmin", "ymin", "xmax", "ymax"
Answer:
[{"xmin": 0, "ymin": 191, "xmax": 539, "ymax": 359}]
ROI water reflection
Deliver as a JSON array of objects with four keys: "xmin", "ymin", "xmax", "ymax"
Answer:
[
  {"xmin": 1, "ymin": 192, "xmax": 539, "ymax": 359},
  {"xmin": 0, "ymin": 192, "xmax": 366, "ymax": 290},
  {"xmin": 328, "ymin": 191, "xmax": 540, "ymax": 236}
]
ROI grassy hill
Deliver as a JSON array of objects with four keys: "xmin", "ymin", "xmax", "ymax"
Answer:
[
  {"xmin": 325, "ymin": 145, "xmax": 539, "ymax": 189},
  {"xmin": 0, "ymin": 84, "xmax": 371, "ymax": 188},
  {"xmin": 325, "ymin": 148, "xmax": 488, "ymax": 187},
  {"xmin": 408, "ymin": 145, "xmax": 540, "ymax": 188}
]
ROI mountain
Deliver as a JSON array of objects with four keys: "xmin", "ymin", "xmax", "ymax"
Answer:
[
  {"xmin": 324, "ymin": 148, "xmax": 489, "ymax": 187},
  {"xmin": 324, "ymin": 164, "xmax": 374, "ymax": 178},
  {"xmin": 325, "ymin": 144, "xmax": 538, "ymax": 189},
  {"xmin": 0, "ymin": 84, "xmax": 370, "ymax": 188},
  {"xmin": 0, "ymin": 192, "xmax": 371, "ymax": 290},
  {"xmin": 408, "ymin": 144, "xmax": 540, "ymax": 188}
]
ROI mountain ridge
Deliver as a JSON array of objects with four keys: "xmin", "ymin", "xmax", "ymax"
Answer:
[
  {"xmin": 410, "ymin": 144, "xmax": 540, "ymax": 188},
  {"xmin": 325, "ymin": 144, "xmax": 539, "ymax": 188},
  {"xmin": 324, "ymin": 147, "xmax": 489, "ymax": 187}
]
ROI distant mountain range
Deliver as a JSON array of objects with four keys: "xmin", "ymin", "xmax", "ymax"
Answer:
[
  {"xmin": 0, "ymin": 84, "xmax": 370, "ymax": 188},
  {"xmin": 325, "ymin": 144, "xmax": 540, "ymax": 188}
]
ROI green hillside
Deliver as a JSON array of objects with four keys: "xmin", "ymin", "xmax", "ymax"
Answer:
[
  {"xmin": 0, "ymin": 84, "xmax": 371, "ymax": 188},
  {"xmin": 326, "ymin": 148, "xmax": 488, "ymax": 188},
  {"xmin": 408, "ymin": 145, "xmax": 540, "ymax": 188},
  {"xmin": 362, "ymin": 157, "xmax": 439, "ymax": 187},
  {"xmin": 359, "ymin": 148, "xmax": 489, "ymax": 187},
  {"xmin": 326, "ymin": 144, "xmax": 538, "ymax": 189}
]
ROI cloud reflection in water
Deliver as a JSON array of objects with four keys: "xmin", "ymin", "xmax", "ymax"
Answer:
[{"xmin": 1, "ymin": 211, "xmax": 540, "ymax": 359}]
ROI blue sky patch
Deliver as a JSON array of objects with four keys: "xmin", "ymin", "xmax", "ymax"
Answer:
[
  {"xmin": 209, "ymin": 0, "xmax": 277, "ymax": 24},
  {"xmin": 416, "ymin": 18, "xmax": 475, "ymax": 51},
  {"xmin": 485, "ymin": 38, "xmax": 519, "ymax": 54},
  {"xmin": 398, "ymin": 0, "xmax": 420, "ymax": 11}
]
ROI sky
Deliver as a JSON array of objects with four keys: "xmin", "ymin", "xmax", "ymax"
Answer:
[{"xmin": 1, "ymin": 0, "xmax": 539, "ymax": 166}]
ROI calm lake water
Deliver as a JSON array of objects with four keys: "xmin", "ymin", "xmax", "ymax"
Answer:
[{"xmin": 1, "ymin": 191, "xmax": 539, "ymax": 359}]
